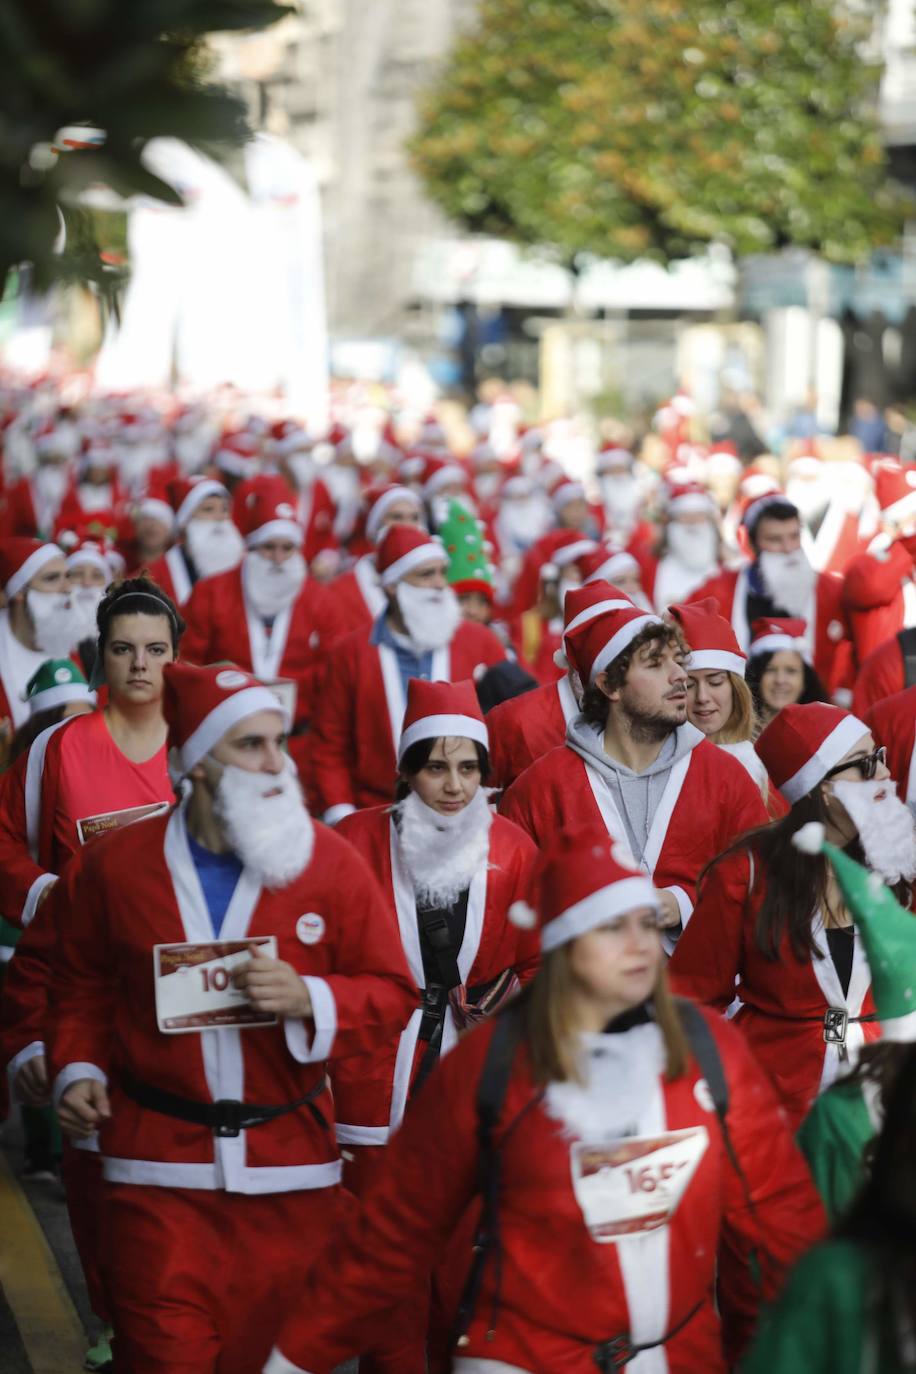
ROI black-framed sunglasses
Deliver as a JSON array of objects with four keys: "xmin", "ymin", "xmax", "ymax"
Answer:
[{"xmin": 823, "ymin": 746, "xmax": 886, "ymax": 783}]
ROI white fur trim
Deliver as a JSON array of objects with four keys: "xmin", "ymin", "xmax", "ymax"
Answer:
[
  {"xmin": 335, "ymin": 1123, "xmax": 389, "ymax": 1146},
  {"xmin": 423, "ymin": 464, "xmax": 467, "ymax": 497},
  {"xmin": 29, "ymin": 683, "xmax": 95, "ymax": 715},
  {"xmin": 668, "ymin": 492, "xmax": 715, "ymax": 516},
  {"xmin": 6, "ymin": 543, "xmax": 64, "ymax": 599},
  {"xmin": 552, "ymin": 480, "xmax": 585, "ymax": 508},
  {"xmin": 780, "ymin": 715, "xmax": 869, "ymax": 804},
  {"xmin": 175, "ymin": 479, "xmax": 227, "ymax": 529},
  {"xmin": 589, "ymin": 614, "xmax": 663, "ymax": 683},
  {"xmin": 245, "ymin": 519, "xmax": 303, "ymax": 548},
  {"xmin": 379, "ymin": 541, "xmax": 445, "ymax": 586},
  {"xmin": 263, "ymin": 1349, "xmax": 312, "ymax": 1374},
  {"xmin": 366, "ymin": 486, "xmax": 421, "ymax": 543},
  {"xmin": 52, "ymin": 1061, "xmax": 108, "ymax": 1108},
  {"xmin": 748, "ymin": 633, "xmax": 810, "ymax": 662},
  {"xmin": 178, "ymin": 688, "xmax": 291, "ymax": 776},
  {"xmin": 398, "ymin": 712, "xmax": 488, "ymax": 761},
  {"xmin": 7, "ymin": 1040, "xmax": 45, "ymax": 1095},
  {"xmin": 136, "ymin": 497, "xmax": 175, "ymax": 529},
  {"xmin": 584, "ymin": 551, "xmax": 639, "ymax": 585},
  {"xmin": 564, "ymin": 598, "xmax": 633, "ymax": 636},
  {"xmin": 66, "ymin": 547, "xmax": 109, "ymax": 577},
  {"xmin": 553, "ymin": 539, "xmax": 597, "ymax": 568},
  {"xmin": 283, "ymin": 977, "xmax": 337, "ymax": 1063},
  {"xmin": 21, "ymin": 872, "xmax": 57, "ymax": 927},
  {"xmin": 542, "ymin": 877, "xmax": 660, "ymax": 953},
  {"xmin": 685, "ymin": 650, "xmax": 746, "ymax": 676},
  {"xmin": 322, "ymin": 803, "xmax": 356, "ymax": 826}
]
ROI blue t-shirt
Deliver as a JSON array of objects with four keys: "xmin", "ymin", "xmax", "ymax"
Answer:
[{"xmin": 188, "ymin": 833, "xmax": 243, "ymax": 938}]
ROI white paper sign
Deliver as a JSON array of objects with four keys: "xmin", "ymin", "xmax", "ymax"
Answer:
[
  {"xmin": 153, "ymin": 937, "xmax": 278, "ymax": 1033},
  {"xmin": 571, "ymin": 1127, "xmax": 708, "ymax": 1242}
]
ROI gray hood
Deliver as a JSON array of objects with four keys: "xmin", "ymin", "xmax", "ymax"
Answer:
[{"xmin": 565, "ymin": 714, "xmax": 704, "ymax": 784}]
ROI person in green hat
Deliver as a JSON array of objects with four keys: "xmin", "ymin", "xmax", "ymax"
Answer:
[
  {"xmin": 791, "ymin": 823, "xmax": 916, "ymax": 1222},
  {"xmin": 439, "ymin": 498, "xmax": 497, "ymax": 628}
]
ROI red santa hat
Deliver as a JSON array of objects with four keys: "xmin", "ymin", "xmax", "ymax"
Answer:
[
  {"xmin": 135, "ymin": 495, "xmax": 176, "ymax": 533},
  {"xmin": 667, "ymin": 598, "xmax": 746, "ymax": 676},
  {"xmin": 163, "ymin": 662, "xmax": 292, "ymax": 777},
  {"xmin": 564, "ymin": 601, "xmax": 662, "ymax": 685},
  {"xmin": 168, "ymin": 476, "xmax": 229, "ymax": 531},
  {"xmin": 595, "ymin": 447, "xmax": 634, "ymax": 475},
  {"xmin": 580, "ymin": 547, "xmax": 640, "ymax": 586},
  {"xmin": 421, "ymin": 458, "xmax": 468, "ymax": 500},
  {"xmin": 215, "ymin": 431, "xmax": 261, "ymax": 480},
  {"xmin": 872, "ymin": 459, "xmax": 916, "ymax": 523},
  {"xmin": 665, "ymin": 482, "xmax": 717, "ymax": 517},
  {"xmin": 511, "ymin": 826, "xmax": 659, "ymax": 953},
  {"xmin": 748, "ymin": 617, "xmax": 810, "ymax": 662},
  {"xmin": 239, "ymin": 477, "xmax": 303, "ymax": 548},
  {"xmin": 376, "ymin": 524, "xmax": 445, "ymax": 587},
  {"xmin": 0, "ymin": 538, "xmax": 64, "ymax": 599},
  {"xmin": 365, "ymin": 483, "xmax": 423, "ymax": 544},
  {"xmin": 65, "ymin": 537, "xmax": 115, "ymax": 581},
  {"xmin": 754, "ymin": 702, "xmax": 869, "ymax": 806},
  {"xmin": 738, "ymin": 466, "xmax": 782, "ymax": 501},
  {"xmin": 548, "ymin": 473, "xmax": 586, "ymax": 511},
  {"xmin": 397, "ymin": 678, "xmax": 488, "ymax": 763},
  {"xmin": 551, "ymin": 534, "xmax": 599, "ymax": 571}
]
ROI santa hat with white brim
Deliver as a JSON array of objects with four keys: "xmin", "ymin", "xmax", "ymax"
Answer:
[
  {"xmin": 25, "ymin": 658, "xmax": 95, "ymax": 716},
  {"xmin": 239, "ymin": 477, "xmax": 303, "ymax": 549},
  {"xmin": 163, "ymin": 662, "xmax": 292, "ymax": 777},
  {"xmin": 0, "ymin": 539, "xmax": 64, "ymax": 600},
  {"xmin": 552, "ymin": 582, "xmax": 635, "ymax": 670},
  {"xmin": 580, "ymin": 549, "xmax": 640, "ymax": 586},
  {"xmin": 176, "ymin": 478, "xmax": 229, "ymax": 531},
  {"xmin": 667, "ymin": 597, "xmax": 747, "ymax": 677},
  {"xmin": 755, "ymin": 702, "xmax": 869, "ymax": 806},
  {"xmin": 66, "ymin": 541, "xmax": 113, "ymax": 580},
  {"xmin": 365, "ymin": 485, "xmax": 423, "ymax": 544},
  {"xmin": 397, "ymin": 678, "xmax": 488, "ymax": 763},
  {"xmin": 748, "ymin": 617, "xmax": 811, "ymax": 662},
  {"xmin": 564, "ymin": 602, "xmax": 663, "ymax": 685},
  {"xmin": 136, "ymin": 497, "xmax": 176, "ymax": 533},
  {"xmin": 376, "ymin": 525, "xmax": 446, "ymax": 588}
]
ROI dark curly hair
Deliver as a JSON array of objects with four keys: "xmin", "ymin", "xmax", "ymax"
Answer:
[
  {"xmin": 96, "ymin": 577, "xmax": 185, "ymax": 654},
  {"xmin": 581, "ymin": 622, "xmax": 686, "ymax": 730}
]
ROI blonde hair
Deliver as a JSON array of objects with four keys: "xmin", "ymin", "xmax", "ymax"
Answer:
[
  {"xmin": 523, "ymin": 946, "xmax": 690, "ymax": 1086},
  {"xmin": 710, "ymin": 672, "xmax": 758, "ymax": 745}
]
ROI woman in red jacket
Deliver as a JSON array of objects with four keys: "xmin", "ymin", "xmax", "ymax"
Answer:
[
  {"xmin": 334, "ymin": 677, "xmax": 540, "ymax": 1374},
  {"xmin": 670, "ymin": 702, "xmax": 916, "ymax": 1131},
  {"xmin": 265, "ymin": 828, "xmax": 823, "ymax": 1374}
]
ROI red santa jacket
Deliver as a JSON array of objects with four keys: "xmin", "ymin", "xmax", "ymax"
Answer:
[
  {"xmin": 669, "ymin": 851, "xmax": 882, "ymax": 1132},
  {"xmin": 852, "ymin": 634, "xmax": 907, "ymax": 717},
  {"xmin": 688, "ymin": 564, "xmax": 853, "ymax": 701},
  {"xmin": 0, "ymin": 711, "xmax": 171, "ymax": 926},
  {"xmin": 268, "ymin": 1006, "xmax": 823, "ymax": 1374},
  {"xmin": 843, "ymin": 538, "xmax": 916, "ymax": 669},
  {"xmin": 142, "ymin": 544, "xmax": 197, "ymax": 607},
  {"xmin": 311, "ymin": 555, "xmax": 386, "ymax": 652},
  {"xmin": 47, "ymin": 804, "xmax": 415, "ymax": 1194},
  {"xmin": 0, "ymin": 477, "xmax": 40, "ymax": 536},
  {"xmin": 500, "ymin": 730, "xmax": 768, "ymax": 927},
  {"xmin": 309, "ymin": 618, "xmax": 507, "ymax": 822},
  {"xmin": 181, "ymin": 564, "xmax": 326, "ymax": 733},
  {"xmin": 487, "ymin": 674, "xmax": 578, "ymax": 790},
  {"xmin": 331, "ymin": 806, "xmax": 539, "ymax": 1145},
  {"xmin": 866, "ymin": 685, "xmax": 916, "ymax": 809},
  {"xmin": 232, "ymin": 475, "xmax": 338, "ymax": 565}
]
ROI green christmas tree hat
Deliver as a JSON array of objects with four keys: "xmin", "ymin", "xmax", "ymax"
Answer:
[
  {"xmin": 794, "ymin": 822, "xmax": 916, "ymax": 1042},
  {"xmin": 24, "ymin": 658, "xmax": 94, "ymax": 717},
  {"xmin": 439, "ymin": 499, "xmax": 495, "ymax": 603}
]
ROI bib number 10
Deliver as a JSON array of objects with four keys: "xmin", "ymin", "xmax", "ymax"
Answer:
[{"xmin": 200, "ymin": 964, "xmax": 232, "ymax": 993}]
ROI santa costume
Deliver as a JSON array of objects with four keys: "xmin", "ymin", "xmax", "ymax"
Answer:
[
  {"xmin": 181, "ymin": 478, "xmax": 326, "ymax": 759},
  {"xmin": 669, "ymin": 704, "xmax": 891, "ymax": 1130},
  {"xmin": 648, "ymin": 483, "xmax": 722, "ymax": 614},
  {"xmin": 143, "ymin": 476, "xmax": 238, "ymax": 606},
  {"xmin": 487, "ymin": 582, "xmax": 633, "ymax": 791},
  {"xmin": 689, "ymin": 494, "xmax": 852, "ymax": 701},
  {"xmin": 500, "ymin": 601, "xmax": 769, "ymax": 929},
  {"xmin": 0, "ymin": 539, "xmax": 70, "ymax": 732},
  {"xmin": 842, "ymin": 462, "xmax": 916, "ymax": 670},
  {"xmin": 309, "ymin": 526, "xmax": 506, "ymax": 822},
  {"xmin": 865, "ymin": 683, "xmax": 916, "ymax": 810},
  {"xmin": 47, "ymin": 663, "xmax": 415, "ymax": 1373},
  {"xmin": 266, "ymin": 829, "xmax": 823, "ymax": 1374}
]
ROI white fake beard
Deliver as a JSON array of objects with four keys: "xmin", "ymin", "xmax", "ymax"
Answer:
[
  {"xmin": 185, "ymin": 518, "xmax": 245, "ymax": 578},
  {"xmin": 832, "ymin": 779, "xmax": 916, "ymax": 886},
  {"xmin": 758, "ymin": 549, "xmax": 817, "ymax": 617},
  {"xmin": 27, "ymin": 590, "xmax": 79, "ymax": 656},
  {"xmin": 287, "ymin": 453, "xmax": 315, "ymax": 491},
  {"xmin": 396, "ymin": 787, "xmax": 492, "ymax": 908},
  {"xmin": 213, "ymin": 757, "xmax": 314, "ymax": 889},
  {"xmin": 601, "ymin": 476, "xmax": 642, "ymax": 525},
  {"xmin": 544, "ymin": 1022, "xmax": 665, "ymax": 1140},
  {"xmin": 786, "ymin": 479, "xmax": 831, "ymax": 526},
  {"xmin": 395, "ymin": 581, "xmax": 462, "ymax": 652},
  {"xmin": 71, "ymin": 587, "xmax": 103, "ymax": 642},
  {"xmin": 496, "ymin": 496, "xmax": 551, "ymax": 552},
  {"xmin": 666, "ymin": 521, "xmax": 718, "ymax": 572},
  {"xmin": 242, "ymin": 550, "xmax": 306, "ymax": 619}
]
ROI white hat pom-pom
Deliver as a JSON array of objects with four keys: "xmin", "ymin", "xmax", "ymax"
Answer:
[
  {"xmin": 792, "ymin": 822, "xmax": 826, "ymax": 855},
  {"xmin": 509, "ymin": 900, "xmax": 537, "ymax": 930},
  {"xmin": 553, "ymin": 648, "xmax": 569, "ymax": 670}
]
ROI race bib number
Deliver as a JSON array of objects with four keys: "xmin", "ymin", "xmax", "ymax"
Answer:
[
  {"xmin": 153, "ymin": 937, "xmax": 278, "ymax": 1033},
  {"xmin": 77, "ymin": 801, "xmax": 170, "ymax": 845},
  {"xmin": 571, "ymin": 1127, "xmax": 708, "ymax": 1242}
]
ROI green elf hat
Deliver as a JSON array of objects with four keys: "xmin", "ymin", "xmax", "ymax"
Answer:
[
  {"xmin": 793, "ymin": 822, "xmax": 916, "ymax": 1042},
  {"xmin": 24, "ymin": 658, "xmax": 95, "ymax": 717},
  {"xmin": 440, "ymin": 499, "xmax": 495, "ymax": 604}
]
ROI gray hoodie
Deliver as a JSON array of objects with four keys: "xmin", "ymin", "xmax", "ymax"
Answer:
[{"xmin": 566, "ymin": 714, "xmax": 704, "ymax": 867}]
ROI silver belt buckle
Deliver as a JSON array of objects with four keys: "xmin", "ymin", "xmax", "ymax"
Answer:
[{"xmin": 823, "ymin": 1008, "xmax": 848, "ymax": 1045}]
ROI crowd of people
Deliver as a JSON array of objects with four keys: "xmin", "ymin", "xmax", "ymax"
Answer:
[{"xmin": 1, "ymin": 370, "xmax": 916, "ymax": 1372}]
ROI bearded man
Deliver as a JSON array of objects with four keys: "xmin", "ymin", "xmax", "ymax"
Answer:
[
  {"xmin": 48, "ymin": 661, "xmax": 415, "ymax": 1373},
  {"xmin": 181, "ymin": 478, "xmax": 325, "ymax": 771},
  {"xmin": 143, "ymin": 477, "xmax": 244, "ymax": 606},
  {"xmin": 0, "ymin": 538, "xmax": 82, "ymax": 734},
  {"xmin": 309, "ymin": 525, "xmax": 507, "ymax": 823},
  {"xmin": 689, "ymin": 495, "xmax": 853, "ymax": 702}
]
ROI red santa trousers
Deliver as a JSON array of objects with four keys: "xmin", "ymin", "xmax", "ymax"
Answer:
[
  {"xmin": 61, "ymin": 1144, "xmax": 110, "ymax": 1323},
  {"xmin": 103, "ymin": 1182, "xmax": 349, "ymax": 1374}
]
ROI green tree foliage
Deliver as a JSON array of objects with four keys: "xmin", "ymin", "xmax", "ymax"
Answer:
[
  {"xmin": 0, "ymin": 0, "xmax": 290, "ymax": 293},
  {"xmin": 410, "ymin": 0, "xmax": 907, "ymax": 265}
]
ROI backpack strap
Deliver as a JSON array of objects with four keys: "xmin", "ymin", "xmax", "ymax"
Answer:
[
  {"xmin": 898, "ymin": 626, "xmax": 916, "ymax": 690},
  {"xmin": 675, "ymin": 997, "xmax": 728, "ymax": 1118}
]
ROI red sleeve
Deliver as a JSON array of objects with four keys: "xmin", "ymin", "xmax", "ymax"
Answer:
[
  {"xmin": 0, "ymin": 874, "xmax": 69, "ymax": 1068},
  {"xmin": 46, "ymin": 848, "xmax": 117, "ymax": 1089},
  {"xmin": 503, "ymin": 824, "xmax": 541, "ymax": 983},
  {"xmin": 668, "ymin": 850, "xmax": 752, "ymax": 1011},
  {"xmin": 178, "ymin": 577, "xmax": 214, "ymax": 666},
  {"xmin": 852, "ymin": 637, "xmax": 904, "ymax": 717},
  {"xmin": 711, "ymin": 1013, "xmax": 826, "ymax": 1364},
  {"xmin": 308, "ymin": 641, "xmax": 360, "ymax": 817},
  {"xmin": 0, "ymin": 744, "xmax": 55, "ymax": 926},
  {"xmin": 843, "ymin": 540, "xmax": 911, "ymax": 613},
  {"xmin": 497, "ymin": 763, "xmax": 543, "ymax": 844}
]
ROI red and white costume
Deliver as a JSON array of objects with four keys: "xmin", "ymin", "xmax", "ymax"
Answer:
[
  {"xmin": 141, "ymin": 476, "xmax": 236, "ymax": 606},
  {"xmin": 842, "ymin": 461, "xmax": 916, "ymax": 668},
  {"xmin": 866, "ymin": 685, "xmax": 916, "ymax": 809},
  {"xmin": 488, "ymin": 675, "xmax": 578, "ymax": 790},
  {"xmin": 0, "ymin": 539, "xmax": 68, "ymax": 730}
]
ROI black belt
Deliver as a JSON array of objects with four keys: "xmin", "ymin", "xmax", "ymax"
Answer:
[
  {"xmin": 594, "ymin": 1298, "xmax": 703, "ymax": 1371},
  {"xmin": 754, "ymin": 1007, "xmax": 875, "ymax": 1044},
  {"xmin": 121, "ymin": 1072, "xmax": 328, "ymax": 1138}
]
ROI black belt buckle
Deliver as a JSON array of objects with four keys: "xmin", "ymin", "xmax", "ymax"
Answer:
[
  {"xmin": 213, "ymin": 1099, "xmax": 245, "ymax": 1138},
  {"xmin": 823, "ymin": 1008, "xmax": 848, "ymax": 1045},
  {"xmin": 594, "ymin": 1335, "xmax": 632, "ymax": 1371}
]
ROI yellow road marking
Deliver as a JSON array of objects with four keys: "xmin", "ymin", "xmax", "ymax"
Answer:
[{"xmin": 0, "ymin": 1149, "xmax": 86, "ymax": 1371}]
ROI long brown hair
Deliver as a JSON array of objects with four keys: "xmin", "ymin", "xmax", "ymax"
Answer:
[
  {"xmin": 523, "ymin": 946, "xmax": 690, "ymax": 1086},
  {"xmin": 711, "ymin": 673, "xmax": 758, "ymax": 745}
]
